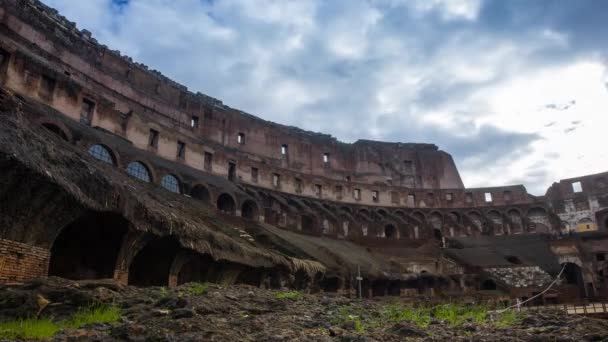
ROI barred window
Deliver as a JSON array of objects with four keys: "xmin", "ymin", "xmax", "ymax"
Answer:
[
  {"xmin": 126, "ymin": 162, "xmax": 151, "ymax": 183},
  {"xmin": 161, "ymin": 174, "xmax": 180, "ymax": 193},
  {"xmin": 88, "ymin": 144, "xmax": 114, "ymax": 165}
]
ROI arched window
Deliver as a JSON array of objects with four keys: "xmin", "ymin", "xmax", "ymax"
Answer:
[
  {"xmin": 42, "ymin": 123, "xmax": 68, "ymax": 141},
  {"xmin": 161, "ymin": 174, "xmax": 180, "ymax": 193},
  {"xmin": 88, "ymin": 144, "xmax": 115, "ymax": 165},
  {"xmin": 126, "ymin": 162, "xmax": 151, "ymax": 183}
]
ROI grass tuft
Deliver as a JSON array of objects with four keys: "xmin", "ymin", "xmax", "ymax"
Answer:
[
  {"xmin": 179, "ymin": 282, "xmax": 209, "ymax": 297},
  {"xmin": 494, "ymin": 309, "xmax": 522, "ymax": 327},
  {"xmin": 0, "ymin": 304, "xmax": 121, "ymax": 340},
  {"xmin": 275, "ymin": 291, "xmax": 302, "ymax": 300},
  {"xmin": 0, "ymin": 317, "xmax": 59, "ymax": 340},
  {"xmin": 64, "ymin": 304, "xmax": 121, "ymax": 329}
]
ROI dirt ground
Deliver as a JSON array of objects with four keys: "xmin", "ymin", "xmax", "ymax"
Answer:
[{"xmin": 1, "ymin": 278, "xmax": 607, "ymax": 341}]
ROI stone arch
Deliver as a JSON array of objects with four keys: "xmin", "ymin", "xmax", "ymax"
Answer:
[
  {"xmin": 301, "ymin": 214, "xmax": 318, "ymax": 234},
  {"xmin": 126, "ymin": 160, "xmax": 154, "ymax": 183},
  {"xmin": 384, "ymin": 224, "xmax": 398, "ymax": 239},
  {"xmin": 191, "ymin": 183, "xmax": 211, "ymax": 203},
  {"xmin": 487, "ymin": 210, "xmax": 503, "ymax": 235},
  {"xmin": 561, "ymin": 262, "xmax": 585, "ymax": 297},
  {"xmin": 217, "ymin": 193, "xmax": 237, "ymax": 214},
  {"xmin": 412, "ymin": 211, "xmax": 426, "ymax": 224},
  {"xmin": 448, "ymin": 211, "xmax": 461, "ymax": 224},
  {"xmin": 48, "ymin": 212, "xmax": 128, "ymax": 280},
  {"xmin": 173, "ymin": 253, "xmax": 210, "ymax": 286},
  {"xmin": 88, "ymin": 144, "xmax": 118, "ymax": 166},
  {"xmin": 377, "ymin": 209, "xmax": 389, "ymax": 218},
  {"xmin": 129, "ymin": 236, "xmax": 181, "ymax": 286},
  {"xmin": 339, "ymin": 206, "xmax": 352, "ymax": 215},
  {"xmin": 507, "ymin": 209, "xmax": 523, "ymax": 234},
  {"xmin": 527, "ymin": 207, "xmax": 550, "ymax": 233},
  {"xmin": 466, "ymin": 211, "xmax": 483, "ymax": 235},
  {"xmin": 161, "ymin": 174, "xmax": 182, "ymax": 194},
  {"xmin": 241, "ymin": 199, "xmax": 260, "ymax": 220},
  {"xmin": 320, "ymin": 276, "xmax": 342, "ymax": 293},
  {"xmin": 40, "ymin": 121, "xmax": 71, "ymax": 141},
  {"xmin": 429, "ymin": 212, "xmax": 443, "ymax": 231}
]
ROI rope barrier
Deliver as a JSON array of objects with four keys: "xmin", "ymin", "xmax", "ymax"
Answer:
[{"xmin": 496, "ymin": 263, "xmax": 567, "ymax": 313}]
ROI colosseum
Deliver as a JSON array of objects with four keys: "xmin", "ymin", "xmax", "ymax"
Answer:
[{"xmin": 0, "ymin": 0, "xmax": 607, "ymax": 305}]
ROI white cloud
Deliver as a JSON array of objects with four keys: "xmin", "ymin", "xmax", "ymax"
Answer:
[{"xmin": 39, "ymin": 0, "xmax": 608, "ymax": 195}]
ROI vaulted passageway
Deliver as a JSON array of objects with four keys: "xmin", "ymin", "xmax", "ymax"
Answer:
[
  {"xmin": 48, "ymin": 212, "xmax": 128, "ymax": 280},
  {"xmin": 128, "ymin": 236, "xmax": 181, "ymax": 286}
]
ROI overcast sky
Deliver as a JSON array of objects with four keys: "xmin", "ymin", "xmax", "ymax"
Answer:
[{"xmin": 42, "ymin": 0, "xmax": 608, "ymax": 195}]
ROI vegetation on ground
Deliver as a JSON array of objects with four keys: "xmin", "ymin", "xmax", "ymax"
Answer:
[
  {"xmin": 275, "ymin": 290, "xmax": 302, "ymax": 300},
  {"xmin": 332, "ymin": 302, "xmax": 522, "ymax": 332},
  {"xmin": 0, "ymin": 304, "xmax": 121, "ymax": 340},
  {"xmin": 179, "ymin": 282, "xmax": 209, "ymax": 296}
]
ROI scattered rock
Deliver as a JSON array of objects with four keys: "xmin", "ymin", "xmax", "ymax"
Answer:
[
  {"xmin": 390, "ymin": 322, "xmax": 427, "ymax": 337},
  {"xmin": 172, "ymin": 308, "xmax": 195, "ymax": 319}
]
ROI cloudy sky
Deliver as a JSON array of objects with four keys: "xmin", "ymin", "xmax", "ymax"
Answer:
[{"xmin": 43, "ymin": 0, "xmax": 608, "ymax": 194}]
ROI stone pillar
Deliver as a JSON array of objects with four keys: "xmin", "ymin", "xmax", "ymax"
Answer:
[{"xmin": 113, "ymin": 230, "xmax": 150, "ymax": 285}]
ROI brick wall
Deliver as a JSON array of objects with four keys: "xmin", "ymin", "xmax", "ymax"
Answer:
[{"xmin": 0, "ymin": 239, "xmax": 50, "ymax": 283}]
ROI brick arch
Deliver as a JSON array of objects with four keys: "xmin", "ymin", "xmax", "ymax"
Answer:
[
  {"xmin": 376, "ymin": 208, "xmax": 389, "ymax": 218},
  {"xmin": 48, "ymin": 211, "xmax": 129, "ymax": 280},
  {"xmin": 190, "ymin": 182, "xmax": 213, "ymax": 203},
  {"xmin": 464, "ymin": 211, "xmax": 484, "ymax": 236},
  {"xmin": 36, "ymin": 118, "xmax": 72, "ymax": 142},
  {"xmin": 128, "ymin": 235, "xmax": 182, "ymax": 286},
  {"xmin": 241, "ymin": 199, "xmax": 260, "ymax": 221},
  {"xmin": 486, "ymin": 210, "xmax": 504, "ymax": 235},
  {"xmin": 507, "ymin": 208, "xmax": 524, "ymax": 234},
  {"xmin": 216, "ymin": 192, "xmax": 237, "ymax": 214},
  {"xmin": 526, "ymin": 207, "xmax": 550, "ymax": 233}
]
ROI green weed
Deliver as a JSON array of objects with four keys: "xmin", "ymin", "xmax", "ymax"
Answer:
[
  {"xmin": 64, "ymin": 304, "xmax": 121, "ymax": 329},
  {"xmin": 0, "ymin": 317, "xmax": 59, "ymax": 340},
  {"xmin": 494, "ymin": 309, "xmax": 522, "ymax": 327},
  {"xmin": 180, "ymin": 282, "xmax": 209, "ymax": 296},
  {"xmin": 0, "ymin": 304, "xmax": 121, "ymax": 340},
  {"xmin": 275, "ymin": 291, "xmax": 302, "ymax": 300}
]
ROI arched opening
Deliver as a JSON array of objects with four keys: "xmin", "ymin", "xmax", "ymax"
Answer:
[
  {"xmin": 508, "ymin": 209, "xmax": 523, "ymax": 234},
  {"xmin": 42, "ymin": 123, "xmax": 68, "ymax": 141},
  {"xmin": 562, "ymin": 263, "xmax": 583, "ymax": 285},
  {"xmin": 320, "ymin": 277, "xmax": 341, "ymax": 293},
  {"xmin": 217, "ymin": 193, "xmax": 236, "ymax": 214},
  {"xmin": 176, "ymin": 254, "xmax": 214, "ymax": 286},
  {"xmin": 385, "ymin": 224, "xmax": 397, "ymax": 239},
  {"xmin": 161, "ymin": 174, "xmax": 181, "ymax": 193},
  {"xmin": 481, "ymin": 279, "xmax": 497, "ymax": 291},
  {"xmin": 126, "ymin": 161, "xmax": 152, "ymax": 183},
  {"xmin": 235, "ymin": 266, "xmax": 263, "ymax": 287},
  {"xmin": 128, "ymin": 236, "xmax": 181, "ymax": 286},
  {"xmin": 433, "ymin": 228, "xmax": 443, "ymax": 241},
  {"xmin": 241, "ymin": 200, "xmax": 259, "ymax": 220},
  {"xmin": 372, "ymin": 279, "xmax": 387, "ymax": 297},
  {"xmin": 301, "ymin": 215, "xmax": 315, "ymax": 233},
  {"xmin": 191, "ymin": 184, "xmax": 211, "ymax": 203},
  {"xmin": 48, "ymin": 212, "xmax": 128, "ymax": 280},
  {"xmin": 88, "ymin": 144, "xmax": 116, "ymax": 165},
  {"xmin": 387, "ymin": 280, "xmax": 401, "ymax": 296}
]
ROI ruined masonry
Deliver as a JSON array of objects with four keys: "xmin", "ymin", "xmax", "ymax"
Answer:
[{"xmin": 0, "ymin": 0, "xmax": 607, "ymax": 304}]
